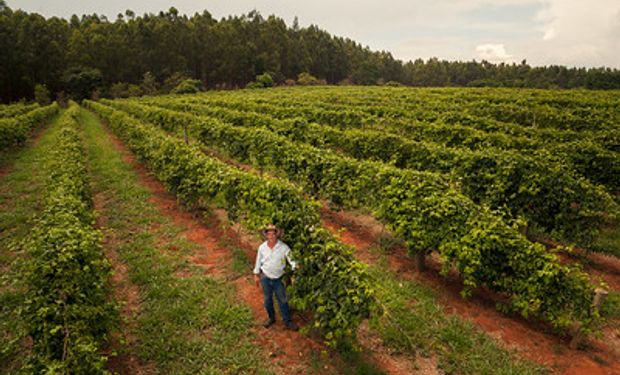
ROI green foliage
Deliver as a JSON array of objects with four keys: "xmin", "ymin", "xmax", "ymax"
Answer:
[
  {"xmin": 0, "ymin": 102, "xmax": 59, "ymax": 149},
  {"xmin": 109, "ymin": 82, "xmax": 143, "ymax": 98},
  {"xmin": 0, "ymin": 102, "xmax": 39, "ymax": 118},
  {"xmin": 140, "ymin": 71, "xmax": 159, "ymax": 95},
  {"xmin": 85, "ymin": 99, "xmax": 375, "ymax": 348},
  {"xmin": 600, "ymin": 291, "xmax": 620, "ymax": 319},
  {"xmin": 352, "ymin": 60, "xmax": 381, "ymax": 85},
  {"xmin": 34, "ymin": 84, "xmax": 51, "ymax": 105},
  {"xmin": 143, "ymin": 95, "xmax": 617, "ymax": 248},
  {"xmin": 0, "ymin": 103, "xmax": 67, "ymax": 373},
  {"xmin": 246, "ymin": 73, "xmax": 274, "ymax": 89},
  {"xmin": 255, "ymin": 72, "xmax": 274, "ymax": 88},
  {"xmin": 19, "ymin": 104, "xmax": 116, "ymax": 373},
  {"xmin": 62, "ymin": 67, "xmax": 103, "ymax": 100},
  {"xmin": 297, "ymin": 72, "xmax": 321, "ymax": 85},
  {"xmin": 171, "ymin": 79, "xmax": 203, "ymax": 94},
  {"xmin": 162, "ymin": 72, "xmax": 189, "ymax": 93},
  {"xmin": 245, "ymin": 81, "xmax": 264, "ymax": 89},
  {"xmin": 105, "ymin": 96, "xmax": 601, "ymax": 334}
]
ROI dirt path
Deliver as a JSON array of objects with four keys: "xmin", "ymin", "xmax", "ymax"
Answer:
[
  {"xmin": 101, "ymin": 124, "xmax": 335, "ymax": 375},
  {"xmin": 575, "ymin": 251, "xmax": 620, "ymax": 292},
  {"xmin": 321, "ymin": 208, "xmax": 620, "ymax": 375},
  {"xmin": 92, "ymin": 192, "xmax": 153, "ymax": 375}
]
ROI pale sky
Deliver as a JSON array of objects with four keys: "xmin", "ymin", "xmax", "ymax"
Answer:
[{"xmin": 7, "ymin": 0, "xmax": 620, "ymax": 68}]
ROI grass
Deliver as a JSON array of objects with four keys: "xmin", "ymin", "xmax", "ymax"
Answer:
[
  {"xmin": 78, "ymin": 107, "xmax": 272, "ymax": 375},
  {"xmin": 367, "ymin": 255, "xmax": 546, "ymax": 375},
  {"xmin": 592, "ymin": 220, "xmax": 620, "ymax": 258},
  {"xmin": 600, "ymin": 291, "xmax": 620, "ymax": 319},
  {"xmin": 0, "ymin": 112, "xmax": 63, "ymax": 374}
]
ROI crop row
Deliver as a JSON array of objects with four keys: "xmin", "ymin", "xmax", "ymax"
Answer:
[
  {"xmin": 105, "ymin": 98, "xmax": 600, "ymax": 334},
  {"xmin": 0, "ymin": 102, "xmax": 40, "ymax": 118},
  {"xmin": 220, "ymin": 86, "xmax": 619, "ymax": 132},
  {"xmin": 174, "ymin": 93, "xmax": 620, "ymax": 168},
  {"xmin": 0, "ymin": 102, "xmax": 60, "ymax": 149},
  {"xmin": 136, "ymin": 98, "xmax": 617, "ymax": 247},
  {"xmin": 84, "ymin": 100, "xmax": 374, "ymax": 348},
  {"xmin": 199, "ymin": 96, "xmax": 620, "ymax": 189},
  {"xmin": 19, "ymin": 104, "xmax": 115, "ymax": 374}
]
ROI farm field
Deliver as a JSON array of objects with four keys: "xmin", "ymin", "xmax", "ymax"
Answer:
[{"xmin": 1, "ymin": 86, "xmax": 620, "ymax": 374}]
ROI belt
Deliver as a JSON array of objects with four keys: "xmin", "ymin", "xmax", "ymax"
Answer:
[{"xmin": 260, "ymin": 271, "xmax": 282, "ymax": 281}]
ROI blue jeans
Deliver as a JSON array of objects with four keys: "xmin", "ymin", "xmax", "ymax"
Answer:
[{"xmin": 260, "ymin": 275, "xmax": 292, "ymax": 323}]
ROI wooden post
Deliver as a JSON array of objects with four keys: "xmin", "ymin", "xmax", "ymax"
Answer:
[
  {"xmin": 593, "ymin": 288, "xmax": 609, "ymax": 309},
  {"xmin": 569, "ymin": 288, "xmax": 608, "ymax": 349},
  {"xmin": 569, "ymin": 322, "xmax": 583, "ymax": 350},
  {"xmin": 415, "ymin": 251, "xmax": 426, "ymax": 271}
]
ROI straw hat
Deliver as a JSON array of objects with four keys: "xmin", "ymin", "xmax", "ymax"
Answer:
[{"xmin": 260, "ymin": 223, "xmax": 284, "ymax": 238}]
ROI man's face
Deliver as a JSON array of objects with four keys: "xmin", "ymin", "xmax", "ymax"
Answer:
[{"xmin": 266, "ymin": 230, "xmax": 277, "ymax": 241}]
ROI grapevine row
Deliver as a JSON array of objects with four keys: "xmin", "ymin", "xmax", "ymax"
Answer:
[
  {"xmin": 0, "ymin": 102, "xmax": 40, "ymax": 118},
  {"xmin": 106, "ymin": 98, "xmax": 601, "ymax": 334},
  {"xmin": 20, "ymin": 104, "xmax": 115, "ymax": 374},
  {"xmin": 0, "ymin": 102, "xmax": 60, "ymax": 149},
  {"xmin": 174, "ymin": 94, "xmax": 620, "ymax": 182},
  {"xmin": 220, "ymin": 86, "xmax": 619, "ymax": 132}
]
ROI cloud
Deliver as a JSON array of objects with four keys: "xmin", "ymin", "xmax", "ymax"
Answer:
[
  {"xmin": 527, "ymin": 0, "xmax": 620, "ymax": 67},
  {"xmin": 475, "ymin": 43, "xmax": 515, "ymax": 63}
]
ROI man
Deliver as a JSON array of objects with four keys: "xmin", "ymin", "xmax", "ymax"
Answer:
[{"xmin": 253, "ymin": 224, "xmax": 298, "ymax": 331}]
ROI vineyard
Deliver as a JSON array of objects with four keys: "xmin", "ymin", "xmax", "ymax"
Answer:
[{"xmin": 1, "ymin": 86, "xmax": 619, "ymax": 374}]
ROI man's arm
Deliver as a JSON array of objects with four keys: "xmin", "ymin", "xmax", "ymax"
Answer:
[{"xmin": 285, "ymin": 245, "xmax": 296, "ymax": 270}]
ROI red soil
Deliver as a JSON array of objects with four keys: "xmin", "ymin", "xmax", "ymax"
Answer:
[{"xmin": 321, "ymin": 207, "xmax": 620, "ymax": 375}]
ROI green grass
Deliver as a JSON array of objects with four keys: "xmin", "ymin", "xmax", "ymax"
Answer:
[
  {"xmin": 592, "ymin": 220, "xmax": 620, "ymax": 258},
  {"xmin": 367, "ymin": 255, "xmax": 546, "ymax": 375},
  {"xmin": 78, "ymin": 107, "xmax": 271, "ymax": 374},
  {"xmin": 0, "ymin": 112, "xmax": 64, "ymax": 374},
  {"xmin": 600, "ymin": 291, "xmax": 620, "ymax": 319}
]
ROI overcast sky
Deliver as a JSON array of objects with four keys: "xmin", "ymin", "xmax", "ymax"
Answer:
[{"xmin": 7, "ymin": 0, "xmax": 620, "ymax": 68}]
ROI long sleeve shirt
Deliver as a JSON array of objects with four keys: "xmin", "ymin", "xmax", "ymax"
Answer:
[{"xmin": 253, "ymin": 240, "xmax": 296, "ymax": 279}]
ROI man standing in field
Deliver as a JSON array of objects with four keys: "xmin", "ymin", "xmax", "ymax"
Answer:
[{"xmin": 253, "ymin": 224, "xmax": 298, "ymax": 331}]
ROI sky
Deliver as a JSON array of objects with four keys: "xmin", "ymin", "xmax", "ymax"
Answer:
[{"xmin": 7, "ymin": 0, "xmax": 620, "ymax": 69}]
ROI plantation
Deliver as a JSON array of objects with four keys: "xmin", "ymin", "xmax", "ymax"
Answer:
[{"xmin": 1, "ymin": 86, "xmax": 619, "ymax": 374}]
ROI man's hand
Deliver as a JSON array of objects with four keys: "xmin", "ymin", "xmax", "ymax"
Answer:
[{"xmin": 253, "ymin": 274, "xmax": 260, "ymax": 287}]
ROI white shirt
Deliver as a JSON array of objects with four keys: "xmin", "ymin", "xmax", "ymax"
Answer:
[{"xmin": 253, "ymin": 240, "xmax": 296, "ymax": 279}]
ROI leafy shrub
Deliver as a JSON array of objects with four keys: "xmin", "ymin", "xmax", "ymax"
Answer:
[
  {"xmin": 297, "ymin": 72, "xmax": 321, "ymax": 85},
  {"xmin": 171, "ymin": 79, "xmax": 203, "ymax": 94},
  {"xmin": 246, "ymin": 73, "xmax": 274, "ymax": 89},
  {"xmin": 34, "ymin": 84, "xmax": 51, "ymax": 105}
]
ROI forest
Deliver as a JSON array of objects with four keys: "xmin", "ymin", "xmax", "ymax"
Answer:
[{"xmin": 2, "ymin": 1, "xmax": 620, "ymax": 103}]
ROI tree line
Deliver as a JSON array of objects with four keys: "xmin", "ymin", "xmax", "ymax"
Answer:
[{"xmin": 2, "ymin": 1, "xmax": 620, "ymax": 103}]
